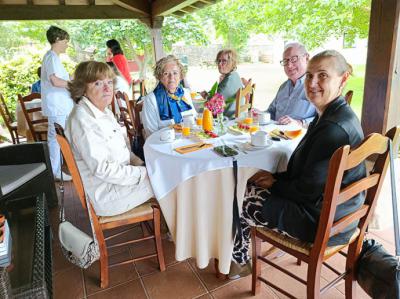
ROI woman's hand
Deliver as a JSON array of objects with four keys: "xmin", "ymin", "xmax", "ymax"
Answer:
[{"xmin": 248, "ymin": 170, "xmax": 276, "ymax": 189}]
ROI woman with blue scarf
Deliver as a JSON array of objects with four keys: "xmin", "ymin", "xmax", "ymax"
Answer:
[{"xmin": 142, "ymin": 55, "xmax": 196, "ymax": 137}]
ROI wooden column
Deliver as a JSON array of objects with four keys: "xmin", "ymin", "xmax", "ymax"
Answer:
[
  {"xmin": 361, "ymin": 0, "xmax": 400, "ymax": 135},
  {"xmin": 150, "ymin": 16, "xmax": 165, "ymax": 62}
]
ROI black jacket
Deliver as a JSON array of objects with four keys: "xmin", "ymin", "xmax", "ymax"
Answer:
[{"xmin": 262, "ymin": 97, "xmax": 366, "ymax": 245}]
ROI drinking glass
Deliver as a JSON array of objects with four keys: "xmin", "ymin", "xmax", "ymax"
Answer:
[{"xmin": 196, "ymin": 113, "xmax": 203, "ymax": 126}]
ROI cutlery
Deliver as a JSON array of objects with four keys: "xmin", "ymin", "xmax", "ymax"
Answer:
[
  {"xmin": 181, "ymin": 143, "xmax": 207, "ymax": 150},
  {"xmin": 278, "ymin": 130, "xmax": 290, "ymax": 140}
]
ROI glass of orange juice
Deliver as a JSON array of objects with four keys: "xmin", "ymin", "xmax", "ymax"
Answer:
[
  {"xmin": 244, "ymin": 112, "xmax": 253, "ymax": 124},
  {"xmin": 196, "ymin": 113, "xmax": 203, "ymax": 126},
  {"xmin": 249, "ymin": 121, "xmax": 259, "ymax": 133}
]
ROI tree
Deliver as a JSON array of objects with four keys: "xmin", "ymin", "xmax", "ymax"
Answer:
[{"xmin": 200, "ymin": 0, "xmax": 370, "ymax": 50}]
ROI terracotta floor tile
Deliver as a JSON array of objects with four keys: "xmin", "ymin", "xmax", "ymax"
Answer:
[
  {"xmin": 211, "ymin": 275, "xmax": 279, "ymax": 299},
  {"xmin": 87, "ymin": 279, "xmax": 147, "ymax": 299},
  {"xmin": 193, "ymin": 294, "xmax": 213, "ymax": 299},
  {"xmin": 53, "ymin": 267, "xmax": 85, "ymax": 299},
  {"xmin": 53, "ymin": 242, "xmax": 75, "ymax": 274},
  {"xmin": 133, "ymin": 238, "xmax": 178, "ymax": 276},
  {"xmin": 188, "ymin": 258, "xmax": 231, "ymax": 292},
  {"xmin": 84, "ymin": 249, "xmax": 138, "ymax": 296},
  {"xmin": 142, "ymin": 262, "xmax": 207, "ymax": 299}
]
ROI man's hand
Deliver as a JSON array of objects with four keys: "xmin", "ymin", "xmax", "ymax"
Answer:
[
  {"xmin": 277, "ymin": 115, "xmax": 303, "ymax": 126},
  {"xmin": 248, "ymin": 170, "xmax": 276, "ymax": 189}
]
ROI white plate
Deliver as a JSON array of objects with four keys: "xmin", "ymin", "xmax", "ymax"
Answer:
[{"xmin": 243, "ymin": 141, "xmax": 272, "ymax": 151}]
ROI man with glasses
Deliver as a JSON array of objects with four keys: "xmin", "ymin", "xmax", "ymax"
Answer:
[{"xmin": 266, "ymin": 42, "xmax": 316, "ymax": 126}]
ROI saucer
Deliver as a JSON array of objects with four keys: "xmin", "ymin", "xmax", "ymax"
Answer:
[{"xmin": 243, "ymin": 140, "xmax": 272, "ymax": 151}]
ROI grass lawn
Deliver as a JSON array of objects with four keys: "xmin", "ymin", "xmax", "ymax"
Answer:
[{"xmin": 344, "ymin": 64, "xmax": 366, "ymax": 118}]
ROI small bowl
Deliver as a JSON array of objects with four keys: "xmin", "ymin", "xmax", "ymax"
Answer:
[{"xmin": 285, "ymin": 129, "xmax": 302, "ymax": 139}]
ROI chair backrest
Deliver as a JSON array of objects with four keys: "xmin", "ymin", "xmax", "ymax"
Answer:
[
  {"xmin": 344, "ymin": 90, "xmax": 354, "ymax": 105},
  {"xmin": 18, "ymin": 93, "xmax": 47, "ymax": 141},
  {"xmin": 54, "ymin": 123, "xmax": 87, "ymax": 211},
  {"xmin": 115, "ymin": 91, "xmax": 136, "ymax": 143},
  {"xmin": 235, "ymin": 79, "xmax": 255, "ymax": 118},
  {"xmin": 312, "ymin": 126, "xmax": 400, "ymax": 259},
  {"xmin": 0, "ymin": 93, "xmax": 14, "ymax": 129},
  {"xmin": 132, "ymin": 79, "xmax": 147, "ymax": 101},
  {"xmin": 132, "ymin": 100, "xmax": 144, "ymax": 140}
]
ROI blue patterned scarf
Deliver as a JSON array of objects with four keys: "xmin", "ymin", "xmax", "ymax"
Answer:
[{"xmin": 154, "ymin": 82, "xmax": 192, "ymax": 124}]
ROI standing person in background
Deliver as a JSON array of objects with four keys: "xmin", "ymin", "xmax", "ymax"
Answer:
[
  {"xmin": 31, "ymin": 67, "xmax": 41, "ymax": 93},
  {"xmin": 41, "ymin": 25, "xmax": 74, "ymax": 181},
  {"xmin": 267, "ymin": 42, "xmax": 316, "ymax": 127},
  {"xmin": 106, "ymin": 39, "xmax": 132, "ymax": 86}
]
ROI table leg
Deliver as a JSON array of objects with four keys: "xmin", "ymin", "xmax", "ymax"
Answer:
[{"xmin": 214, "ymin": 258, "xmax": 228, "ymax": 280}]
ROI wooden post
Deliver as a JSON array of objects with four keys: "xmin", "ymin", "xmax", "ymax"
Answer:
[
  {"xmin": 361, "ymin": 0, "xmax": 400, "ymax": 135},
  {"xmin": 151, "ymin": 16, "xmax": 165, "ymax": 62}
]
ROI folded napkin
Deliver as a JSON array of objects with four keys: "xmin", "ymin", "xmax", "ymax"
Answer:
[{"xmin": 174, "ymin": 142, "xmax": 213, "ymax": 154}]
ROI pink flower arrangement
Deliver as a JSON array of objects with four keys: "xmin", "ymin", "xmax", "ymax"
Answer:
[{"xmin": 204, "ymin": 93, "xmax": 225, "ymax": 116}]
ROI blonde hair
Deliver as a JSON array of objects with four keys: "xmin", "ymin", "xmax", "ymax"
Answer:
[
  {"xmin": 310, "ymin": 50, "xmax": 353, "ymax": 76},
  {"xmin": 153, "ymin": 55, "xmax": 185, "ymax": 81},
  {"xmin": 68, "ymin": 61, "xmax": 116, "ymax": 103},
  {"xmin": 215, "ymin": 49, "xmax": 238, "ymax": 71}
]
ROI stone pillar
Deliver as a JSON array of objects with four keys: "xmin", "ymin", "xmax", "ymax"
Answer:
[{"xmin": 151, "ymin": 16, "xmax": 165, "ymax": 62}]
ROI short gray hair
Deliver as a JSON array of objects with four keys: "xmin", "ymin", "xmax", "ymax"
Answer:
[
  {"xmin": 284, "ymin": 42, "xmax": 308, "ymax": 55},
  {"xmin": 310, "ymin": 50, "xmax": 353, "ymax": 76},
  {"xmin": 154, "ymin": 55, "xmax": 185, "ymax": 81}
]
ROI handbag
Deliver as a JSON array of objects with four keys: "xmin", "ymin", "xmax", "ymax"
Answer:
[
  {"xmin": 58, "ymin": 162, "xmax": 100, "ymax": 269},
  {"xmin": 357, "ymin": 140, "xmax": 400, "ymax": 299}
]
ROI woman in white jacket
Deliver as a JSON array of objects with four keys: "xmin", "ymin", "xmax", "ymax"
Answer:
[{"xmin": 66, "ymin": 61, "xmax": 153, "ymax": 216}]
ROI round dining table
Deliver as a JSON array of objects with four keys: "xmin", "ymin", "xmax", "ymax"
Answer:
[{"xmin": 144, "ymin": 123, "xmax": 303, "ymax": 274}]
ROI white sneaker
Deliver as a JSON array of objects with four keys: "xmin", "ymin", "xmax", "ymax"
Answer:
[{"xmin": 54, "ymin": 172, "xmax": 72, "ymax": 182}]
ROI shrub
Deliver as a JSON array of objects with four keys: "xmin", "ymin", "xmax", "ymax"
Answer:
[{"xmin": 0, "ymin": 51, "xmax": 76, "ymax": 123}]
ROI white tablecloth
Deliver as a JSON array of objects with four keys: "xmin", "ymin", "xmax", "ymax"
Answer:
[{"xmin": 144, "ymin": 124, "xmax": 302, "ymax": 273}]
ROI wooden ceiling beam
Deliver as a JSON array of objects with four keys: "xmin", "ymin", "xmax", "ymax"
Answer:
[
  {"xmin": 112, "ymin": 0, "xmax": 150, "ymax": 16},
  {"xmin": 0, "ymin": 5, "xmax": 149, "ymax": 20},
  {"xmin": 152, "ymin": 0, "xmax": 199, "ymax": 16}
]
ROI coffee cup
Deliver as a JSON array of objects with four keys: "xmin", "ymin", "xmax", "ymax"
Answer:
[
  {"xmin": 160, "ymin": 128, "xmax": 175, "ymax": 142},
  {"xmin": 258, "ymin": 112, "xmax": 271, "ymax": 124},
  {"xmin": 251, "ymin": 131, "xmax": 269, "ymax": 147}
]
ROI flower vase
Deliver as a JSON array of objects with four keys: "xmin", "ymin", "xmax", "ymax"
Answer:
[{"xmin": 215, "ymin": 113, "xmax": 227, "ymax": 135}]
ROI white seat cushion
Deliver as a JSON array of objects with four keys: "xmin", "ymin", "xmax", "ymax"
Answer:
[{"xmin": 0, "ymin": 163, "xmax": 46, "ymax": 195}]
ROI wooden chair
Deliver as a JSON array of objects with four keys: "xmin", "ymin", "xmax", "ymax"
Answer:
[
  {"xmin": 132, "ymin": 79, "xmax": 147, "ymax": 101},
  {"xmin": 18, "ymin": 93, "xmax": 48, "ymax": 141},
  {"xmin": 132, "ymin": 99, "xmax": 145, "ymax": 140},
  {"xmin": 54, "ymin": 124, "xmax": 165, "ymax": 288},
  {"xmin": 115, "ymin": 91, "xmax": 136, "ymax": 144},
  {"xmin": 345, "ymin": 90, "xmax": 354, "ymax": 105},
  {"xmin": 0, "ymin": 93, "xmax": 21, "ymax": 144},
  {"xmin": 235, "ymin": 79, "xmax": 255, "ymax": 118},
  {"xmin": 251, "ymin": 126, "xmax": 400, "ymax": 299}
]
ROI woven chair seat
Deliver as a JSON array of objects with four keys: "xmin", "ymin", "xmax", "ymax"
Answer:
[
  {"xmin": 256, "ymin": 227, "xmax": 360, "ymax": 257},
  {"xmin": 98, "ymin": 199, "xmax": 156, "ymax": 224}
]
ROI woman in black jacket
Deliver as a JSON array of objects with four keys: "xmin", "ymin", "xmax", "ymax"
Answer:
[{"xmin": 229, "ymin": 50, "xmax": 366, "ymax": 279}]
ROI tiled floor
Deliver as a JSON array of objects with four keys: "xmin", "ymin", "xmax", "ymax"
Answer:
[{"xmin": 51, "ymin": 181, "xmax": 394, "ymax": 299}]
